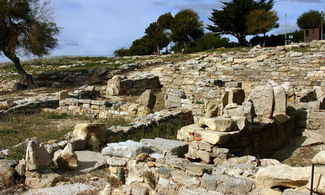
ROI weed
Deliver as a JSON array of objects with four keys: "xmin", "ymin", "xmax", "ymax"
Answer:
[{"xmin": 143, "ymin": 171, "xmax": 157, "ymax": 189}]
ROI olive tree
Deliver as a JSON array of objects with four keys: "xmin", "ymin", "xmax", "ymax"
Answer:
[{"xmin": 0, "ymin": 0, "xmax": 59, "ymax": 88}]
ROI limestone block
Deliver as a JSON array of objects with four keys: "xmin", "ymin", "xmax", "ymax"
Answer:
[
  {"xmin": 24, "ymin": 183, "xmax": 97, "ymax": 194},
  {"xmin": 251, "ymin": 83, "xmax": 274, "ymax": 118},
  {"xmin": 199, "ymin": 117, "xmax": 238, "ymax": 132},
  {"xmin": 137, "ymin": 89, "xmax": 156, "ymax": 110},
  {"xmin": 255, "ymin": 164, "xmax": 310, "ymax": 188},
  {"xmin": 25, "ymin": 139, "xmax": 52, "ymax": 172},
  {"xmin": 101, "ymin": 140, "xmax": 152, "ymax": 159},
  {"xmin": 273, "ymin": 85, "xmax": 287, "ymax": 117},
  {"xmin": 72, "ymin": 123, "xmax": 106, "ymax": 151},
  {"xmin": 172, "ymin": 170, "xmax": 200, "ymax": 187},
  {"xmin": 140, "ymin": 138, "xmax": 188, "ymax": 157},
  {"xmin": 177, "ymin": 124, "xmax": 204, "ymax": 142},
  {"xmin": 53, "ymin": 143, "xmax": 78, "ymax": 170},
  {"xmin": 106, "ymin": 75, "xmax": 124, "ymax": 96}
]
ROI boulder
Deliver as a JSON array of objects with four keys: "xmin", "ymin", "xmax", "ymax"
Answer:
[
  {"xmin": 53, "ymin": 143, "xmax": 78, "ymax": 170},
  {"xmin": 312, "ymin": 151, "xmax": 325, "ymax": 165},
  {"xmin": 25, "ymin": 172, "xmax": 62, "ymax": 189},
  {"xmin": 101, "ymin": 140, "xmax": 152, "ymax": 159},
  {"xmin": 0, "ymin": 160, "xmax": 17, "ymax": 189},
  {"xmin": 138, "ymin": 89, "xmax": 156, "ymax": 110},
  {"xmin": 199, "ymin": 117, "xmax": 238, "ymax": 132},
  {"xmin": 72, "ymin": 123, "xmax": 106, "ymax": 151},
  {"xmin": 25, "ymin": 139, "xmax": 52, "ymax": 172},
  {"xmin": 251, "ymin": 83, "xmax": 274, "ymax": 118},
  {"xmin": 140, "ymin": 138, "xmax": 188, "ymax": 157},
  {"xmin": 106, "ymin": 75, "xmax": 124, "ymax": 96},
  {"xmin": 255, "ymin": 164, "xmax": 310, "ymax": 188}
]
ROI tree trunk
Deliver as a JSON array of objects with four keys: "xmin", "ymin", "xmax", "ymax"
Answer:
[
  {"xmin": 237, "ymin": 35, "xmax": 248, "ymax": 46},
  {"xmin": 3, "ymin": 51, "xmax": 36, "ymax": 89},
  {"xmin": 263, "ymin": 33, "xmax": 266, "ymax": 47}
]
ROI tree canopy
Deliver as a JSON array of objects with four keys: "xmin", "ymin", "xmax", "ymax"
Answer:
[
  {"xmin": 170, "ymin": 9, "xmax": 204, "ymax": 49},
  {"xmin": 115, "ymin": 9, "xmax": 204, "ymax": 56},
  {"xmin": 0, "ymin": 0, "xmax": 59, "ymax": 88},
  {"xmin": 247, "ymin": 9, "xmax": 279, "ymax": 35},
  {"xmin": 297, "ymin": 10, "xmax": 323, "ymax": 29},
  {"xmin": 208, "ymin": 0, "xmax": 275, "ymax": 46}
]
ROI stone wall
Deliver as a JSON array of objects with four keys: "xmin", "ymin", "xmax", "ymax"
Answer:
[
  {"xmin": 106, "ymin": 74, "xmax": 161, "ymax": 96},
  {"xmin": 151, "ymin": 41, "xmax": 325, "ymax": 119}
]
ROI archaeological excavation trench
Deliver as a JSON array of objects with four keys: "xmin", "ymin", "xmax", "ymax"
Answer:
[{"xmin": 1, "ymin": 41, "xmax": 325, "ymax": 194}]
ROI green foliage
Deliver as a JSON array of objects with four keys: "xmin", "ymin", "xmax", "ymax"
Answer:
[
  {"xmin": 208, "ymin": 0, "xmax": 275, "ymax": 46},
  {"xmin": 188, "ymin": 33, "xmax": 229, "ymax": 53},
  {"xmin": 171, "ymin": 9, "xmax": 204, "ymax": 49},
  {"xmin": 47, "ymin": 113, "xmax": 70, "ymax": 119},
  {"xmin": 145, "ymin": 22, "xmax": 170, "ymax": 52},
  {"xmin": 157, "ymin": 12, "xmax": 173, "ymax": 29},
  {"xmin": 297, "ymin": 10, "xmax": 323, "ymax": 29},
  {"xmin": 115, "ymin": 9, "xmax": 204, "ymax": 56},
  {"xmin": 247, "ymin": 9, "xmax": 279, "ymax": 35}
]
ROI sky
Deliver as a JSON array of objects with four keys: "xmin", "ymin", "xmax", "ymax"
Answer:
[{"xmin": 0, "ymin": 0, "xmax": 324, "ymax": 62}]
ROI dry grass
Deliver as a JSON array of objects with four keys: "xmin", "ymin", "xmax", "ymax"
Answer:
[{"xmin": 0, "ymin": 112, "xmax": 130, "ymax": 160}]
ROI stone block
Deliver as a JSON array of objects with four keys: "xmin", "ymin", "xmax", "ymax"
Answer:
[
  {"xmin": 140, "ymin": 138, "xmax": 188, "ymax": 157},
  {"xmin": 199, "ymin": 117, "xmax": 238, "ymax": 132},
  {"xmin": 101, "ymin": 140, "xmax": 152, "ymax": 159}
]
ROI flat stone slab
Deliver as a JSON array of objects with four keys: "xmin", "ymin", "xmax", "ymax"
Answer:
[
  {"xmin": 140, "ymin": 138, "xmax": 188, "ymax": 156},
  {"xmin": 101, "ymin": 140, "xmax": 152, "ymax": 159},
  {"xmin": 75, "ymin": 151, "xmax": 106, "ymax": 173},
  {"xmin": 23, "ymin": 183, "xmax": 98, "ymax": 195}
]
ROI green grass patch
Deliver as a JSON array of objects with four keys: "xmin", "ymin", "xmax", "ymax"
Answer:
[{"xmin": 47, "ymin": 113, "xmax": 70, "ymax": 119}]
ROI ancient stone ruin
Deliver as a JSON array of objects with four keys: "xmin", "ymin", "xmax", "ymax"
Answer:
[{"xmin": 0, "ymin": 40, "xmax": 325, "ymax": 194}]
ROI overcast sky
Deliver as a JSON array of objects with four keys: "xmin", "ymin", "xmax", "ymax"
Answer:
[{"xmin": 0, "ymin": 0, "xmax": 324, "ymax": 62}]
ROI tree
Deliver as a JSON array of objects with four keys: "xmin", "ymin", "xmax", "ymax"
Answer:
[
  {"xmin": 188, "ymin": 33, "xmax": 229, "ymax": 53},
  {"xmin": 297, "ymin": 10, "xmax": 323, "ymax": 29},
  {"xmin": 157, "ymin": 12, "xmax": 173, "ymax": 29},
  {"xmin": 145, "ymin": 22, "xmax": 169, "ymax": 53},
  {"xmin": 247, "ymin": 9, "xmax": 279, "ymax": 46},
  {"xmin": 0, "ymin": 0, "xmax": 59, "ymax": 88},
  {"xmin": 128, "ymin": 36, "xmax": 156, "ymax": 56},
  {"xmin": 171, "ymin": 9, "xmax": 204, "ymax": 50},
  {"xmin": 208, "ymin": 0, "xmax": 274, "ymax": 46}
]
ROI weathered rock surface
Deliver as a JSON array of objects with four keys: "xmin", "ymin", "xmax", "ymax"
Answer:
[
  {"xmin": 199, "ymin": 117, "xmax": 238, "ymax": 132},
  {"xmin": 312, "ymin": 151, "xmax": 325, "ymax": 165},
  {"xmin": 140, "ymin": 138, "xmax": 188, "ymax": 157},
  {"xmin": 138, "ymin": 89, "xmax": 156, "ymax": 110},
  {"xmin": 0, "ymin": 160, "xmax": 17, "ymax": 189},
  {"xmin": 25, "ymin": 139, "xmax": 52, "ymax": 172},
  {"xmin": 250, "ymin": 83, "xmax": 274, "ymax": 119},
  {"xmin": 23, "ymin": 183, "xmax": 99, "ymax": 195},
  {"xmin": 101, "ymin": 140, "xmax": 152, "ymax": 159},
  {"xmin": 72, "ymin": 123, "xmax": 106, "ymax": 151},
  {"xmin": 53, "ymin": 143, "xmax": 78, "ymax": 170},
  {"xmin": 255, "ymin": 164, "xmax": 310, "ymax": 188}
]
